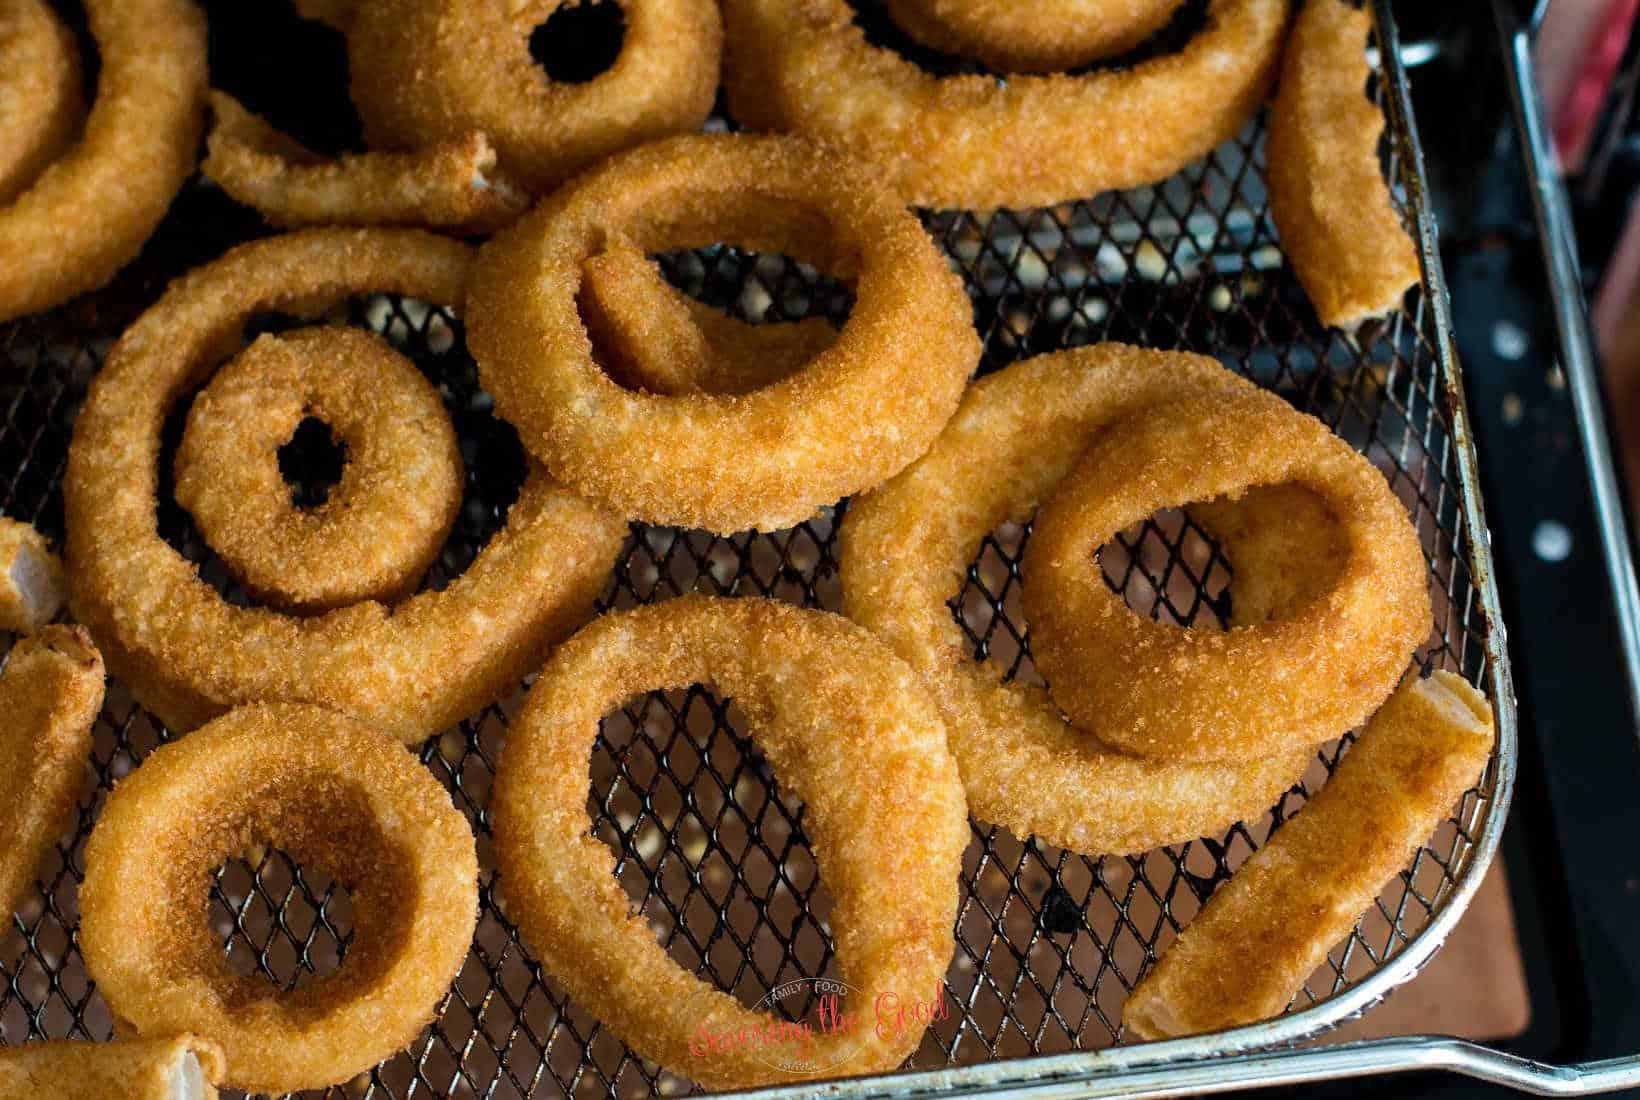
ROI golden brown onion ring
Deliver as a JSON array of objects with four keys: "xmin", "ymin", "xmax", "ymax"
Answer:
[
  {"xmin": 1123, "ymin": 671, "xmax": 1495, "ymax": 1039},
  {"xmin": 0, "ymin": 0, "xmax": 206, "ymax": 322},
  {"xmin": 882, "ymin": 0, "xmax": 1186, "ymax": 74},
  {"xmin": 838, "ymin": 346, "xmax": 1310, "ymax": 855},
  {"xmin": 80, "ymin": 702, "xmax": 478, "ymax": 1093},
  {"xmin": 0, "ymin": 0, "xmax": 83, "ymax": 206},
  {"xmin": 468, "ymin": 133, "xmax": 980, "ymax": 532},
  {"xmin": 0, "ymin": 625, "xmax": 104, "ymax": 919},
  {"xmin": 493, "ymin": 596, "xmax": 968, "ymax": 1088},
  {"xmin": 202, "ymin": 92, "xmax": 529, "ymax": 235},
  {"xmin": 579, "ymin": 235, "xmax": 837, "ymax": 396},
  {"xmin": 1190, "ymin": 483, "xmax": 1347, "ymax": 627},
  {"xmin": 722, "ymin": 0, "xmax": 1288, "ymax": 211},
  {"xmin": 1266, "ymin": 0, "xmax": 1420, "ymax": 330},
  {"xmin": 0, "ymin": 515, "xmax": 67, "ymax": 632},
  {"xmin": 64, "ymin": 228, "xmax": 626, "ymax": 741},
  {"xmin": 1022, "ymin": 391, "xmax": 1430, "ymax": 762},
  {"xmin": 0, "ymin": 1036, "xmax": 227, "ymax": 1099},
  {"xmin": 173, "ymin": 328, "xmax": 463, "ymax": 613},
  {"xmin": 345, "ymin": 0, "xmax": 722, "ymax": 195}
]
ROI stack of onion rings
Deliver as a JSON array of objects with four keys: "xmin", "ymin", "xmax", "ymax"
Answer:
[
  {"xmin": 0, "ymin": 1036, "xmax": 226, "ymax": 1099},
  {"xmin": 173, "ymin": 327, "xmax": 464, "ymax": 613},
  {"xmin": 881, "ymin": 0, "xmax": 1187, "ymax": 74},
  {"xmin": 1123, "ymin": 671, "xmax": 1495, "ymax": 1039},
  {"xmin": 468, "ymin": 133, "xmax": 980, "ymax": 532},
  {"xmin": 722, "ymin": 0, "xmax": 1289, "ymax": 210},
  {"xmin": 578, "ymin": 235, "xmax": 837, "ymax": 396},
  {"xmin": 64, "ymin": 228, "xmax": 626, "ymax": 741},
  {"xmin": 344, "ymin": 0, "xmax": 723, "ymax": 195},
  {"xmin": 0, "ymin": 0, "xmax": 83, "ymax": 207},
  {"xmin": 0, "ymin": 625, "xmax": 104, "ymax": 919},
  {"xmin": 492, "ymin": 596, "xmax": 968, "ymax": 1088},
  {"xmin": 839, "ymin": 346, "xmax": 1313, "ymax": 855},
  {"xmin": 1021, "ymin": 390, "xmax": 1431, "ymax": 762},
  {"xmin": 80, "ymin": 702, "xmax": 478, "ymax": 1093},
  {"xmin": 202, "ymin": 92, "xmax": 529, "ymax": 235},
  {"xmin": 1266, "ymin": 0, "xmax": 1421, "ymax": 330},
  {"xmin": 0, "ymin": 0, "xmax": 206, "ymax": 322}
]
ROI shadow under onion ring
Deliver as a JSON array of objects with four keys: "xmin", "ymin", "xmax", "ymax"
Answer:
[
  {"xmin": 492, "ymin": 596, "xmax": 969, "ymax": 1089},
  {"xmin": 838, "ymin": 345, "xmax": 1315, "ymax": 856},
  {"xmin": 79, "ymin": 703, "xmax": 478, "ymax": 1094},
  {"xmin": 64, "ymin": 228, "xmax": 626, "ymax": 741}
]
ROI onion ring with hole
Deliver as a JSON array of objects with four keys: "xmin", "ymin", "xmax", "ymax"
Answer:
[
  {"xmin": 0, "ymin": 1036, "xmax": 226, "ymax": 1099},
  {"xmin": 202, "ymin": 93, "xmax": 529, "ymax": 235},
  {"xmin": 722, "ymin": 0, "xmax": 1288, "ymax": 211},
  {"xmin": 0, "ymin": 0, "xmax": 205, "ymax": 322},
  {"xmin": 492, "ymin": 595, "xmax": 968, "ymax": 1089},
  {"xmin": 881, "ymin": 0, "xmax": 1187, "ymax": 74},
  {"xmin": 64, "ymin": 228, "xmax": 627, "ymax": 741},
  {"xmin": 1123, "ymin": 671, "xmax": 1495, "ymax": 1039},
  {"xmin": 838, "ymin": 345, "xmax": 1312, "ymax": 856},
  {"xmin": 0, "ymin": 515, "xmax": 67, "ymax": 632},
  {"xmin": 0, "ymin": 625, "xmax": 104, "ymax": 918},
  {"xmin": 0, "ymin": 0, "xmax": 83, "ymax": 207},
  {"xmin": 173, "ymin": 328, "xmax": 464, "ymax": 613},
  {"xmin": 578, "ymin": 235, "xmax": 837, "ymax": 396},
  {"xmin": 1021, "ymin": 391, "xmax": 1430, "ymax": 762},
  {"xmin": 81, "ymin": 702, "xmax": 478, "ymax": 1093},
  {"xmin": 344, "ymin": 0, "xmax": 722, "ymax": 195},
  {"xmin": 469, "ymin": 133, "xmax": 979, "ymax": 532},
  {"xmin": 1266, "ymin": 0, "xmax": 1420, "ymax": 330}
]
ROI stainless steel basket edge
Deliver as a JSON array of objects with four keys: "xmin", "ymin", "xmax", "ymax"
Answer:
[{"xmin": 718, "ymin": 3, "xmax": 1524, "ymax": 1096}]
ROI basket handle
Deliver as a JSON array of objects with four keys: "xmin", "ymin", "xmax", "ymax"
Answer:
[{"xmin": 1494, "ymin": 0, "xmax": 1640, "ymax": 732}]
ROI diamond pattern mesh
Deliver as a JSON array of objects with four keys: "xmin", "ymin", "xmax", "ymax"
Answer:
[{"xmin": 0, "ymin": 8, "xmax": 1500, "ymax": 1099}]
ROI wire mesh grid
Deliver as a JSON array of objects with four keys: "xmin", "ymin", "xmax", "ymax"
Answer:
[{"xmin": 0, "ymin": 3, "xmax": 1504, "ymax": 1098}]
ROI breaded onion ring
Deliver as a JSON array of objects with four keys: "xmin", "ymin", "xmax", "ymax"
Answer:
[
  {"xmin": 838, "ymin": 346, "xmax": 1310, "ymax": 855},
  {"xmin": 64, "ymin": 228, "xmax": 627, "ymax": 741},
  {"xmin": 579, "ymin": 235, "xmax": 836, "ymax": 396},
  {"xmin": 1022, "ymin": 391, "xmax": 1431, "ymax": 762},
  {"xmin": 0, "ymin": 0, "xmax": 205, "ymax": 322},
  {"xmin": 721, "ymin": 0, "xmax": 1289, "ymax": 210},
  {"xmin": 469, "ymin": 133, "xmax": 980, "ymax": 532},
  {"xmin": 493, "ymin": 596, "xmax": 968, "ymax": 1088},
  {"xmin": 1191, "ymin": 483, "xmax": 1347, "ymax": 626},
  {"xmin": 202, "ymin": 92, "xmax": 529, "ymax": 235},
  {"xmin": 1123, "ymin": 671, "xmax": 1496, "ymax": 1039},
  {"xmin": 173, "ymin": 328, "xmax": 464, "ymax": 613},
  {"xmin": 1266, "ymin": 0, "xmax": 1420, "ymax": 330},
  {"xmin": 0, "ymin": 1036, "xmax": 226, "ymax": 1099},
  {"xmin": 0, "ymin": 625, "xmax": 104, "ymax": 918},
  {"xmin": 81, "ymin": 703, "xmax": 478, "ymax": 1093},
  {"xmin": 345, "ymin": 0, "xmax": 722, "ymax": 195},
  {"xmin": 882, "ymin": 0, "xmax": 1187, "ymax": 74},
  {"xmin": 0, "ymin": 515, "xmax": 67, "ymax": 632},
  {"xmin": 0, "ymin": 0, "xmax": 83, "ymax": 207}
]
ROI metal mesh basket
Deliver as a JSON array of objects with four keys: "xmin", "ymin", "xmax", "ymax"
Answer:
[{"xmin": 0, "ymin": 1, "xmax": 1512, "ymax": 1097}]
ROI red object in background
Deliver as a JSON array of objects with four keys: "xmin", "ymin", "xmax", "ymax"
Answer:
[{"xmin": 1538, "ymin": 0, "xmax": 1639, "ymax": 171}]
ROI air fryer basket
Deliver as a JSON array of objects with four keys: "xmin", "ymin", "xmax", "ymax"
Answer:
[{"xmin": 0, "ymin": 1, "xmax": 1519, "ymax": 1097}]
